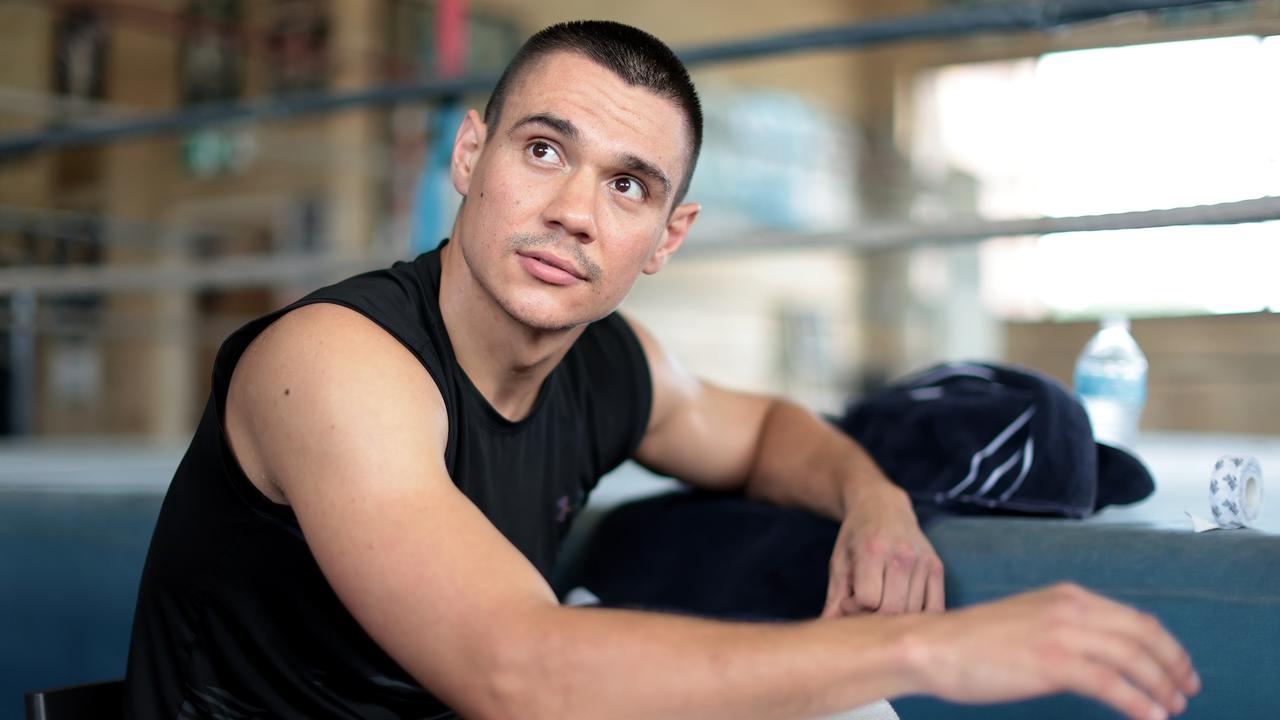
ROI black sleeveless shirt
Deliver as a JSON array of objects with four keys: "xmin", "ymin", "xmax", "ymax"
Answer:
[{"xmin": 125, "ymin": 245, "xmax": 652, "ymax": 719}]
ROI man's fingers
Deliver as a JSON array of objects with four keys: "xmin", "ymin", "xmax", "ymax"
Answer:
[
  {"xmin": 877, "ymin": 546, "xmax": 914, "ymax": 614},
  {"xmin": 904, "ymin": 555, "xmax": 929, "ymax": 613},
  {"xmin": 820, "ymin": 598, "xmax": 842, "ymax": 619},
  {"xmin": 822, "ymin": 545, "xmax": 852, "ymax": 618},
  {"xmin": 923, "ymin": 557, "xmax": 945, "ymax": 612},
  {"xmin": 916, "ymin": 583, "xmax": 1194, "ymax": 716},
  {"xmin": 852, "ymin": 542, "xmax": 886, "ymax": 612},
  {"xmin": 1083, "ymin": 591, "xmax": 1198, "ymax": 697},
  {"xmin": 1069, "ymin": 628, "xmax": 1185, "ymax": 716},
  {"xmin": 1042, "ymin": 584, "xmax": 1198, "ymax": 714},
  {"xmin": 1058, "ymin": 658, "xmax": 1171, "ymax": 720}
]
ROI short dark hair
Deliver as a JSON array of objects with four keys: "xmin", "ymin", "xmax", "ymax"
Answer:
[{"xmin": 483, "ymin": 20, "xmax": 703, "ymax": 204}]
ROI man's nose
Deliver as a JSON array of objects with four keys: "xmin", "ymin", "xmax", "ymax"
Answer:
[{"xmin": 541, "ymin": 170, "xmax": 597, "ymax": 241}]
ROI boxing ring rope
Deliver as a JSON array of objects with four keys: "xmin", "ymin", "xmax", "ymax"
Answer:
[
  {"xmin": 688, "ymin": 196, "xmax": 1280, "ymax": 256},
  {"xmin": 2, "ymin": 196, "xmax": 1277, "ymax": 294},
  {"xmin": 0, "ymin": 0, "xmax": 1253, "ymax": 159}
]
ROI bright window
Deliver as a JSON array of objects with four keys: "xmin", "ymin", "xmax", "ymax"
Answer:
[{"xmin": 913, "ymin": 35, "xmax": 1280, "ymax": 318}]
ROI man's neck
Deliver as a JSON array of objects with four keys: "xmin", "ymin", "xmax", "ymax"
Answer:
[{"xmin": 437, "ymin": 241, "xmax": 586, "ymax": 422}]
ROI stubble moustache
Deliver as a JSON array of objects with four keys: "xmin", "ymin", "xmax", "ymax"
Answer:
[{"xmin": 506, "ymin": 232, "xmax": 603, "ymax": 282}]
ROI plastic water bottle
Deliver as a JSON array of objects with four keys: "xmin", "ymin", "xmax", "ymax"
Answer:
[{"xmin": 1073, "ymin": 315, "xmax": 1148, "ymax": 449}]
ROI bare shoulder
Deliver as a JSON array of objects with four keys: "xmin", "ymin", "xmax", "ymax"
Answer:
[
  {"xmin": 223, "ymin": 303, "xmax": 560, "ymax": 710},
  {"xmin": 622, "ymin": 311, "xmax": 772, "ymax": 490},
  {"xmin": 618, "ymin": 312, "xmax": 699, "ymax": 415},
  {"xmin": 225, "ymin": 302, "xmax": 447, "ymax": 504}
]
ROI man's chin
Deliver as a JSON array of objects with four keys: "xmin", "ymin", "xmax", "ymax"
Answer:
[{"xmin": 497, "ymin": 299, "xmax": 598, "ymax": 334}]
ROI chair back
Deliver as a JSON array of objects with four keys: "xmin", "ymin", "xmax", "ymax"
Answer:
[{"xmin": 24, "ymin": 679, "xmax": 124, "ymax": 720}]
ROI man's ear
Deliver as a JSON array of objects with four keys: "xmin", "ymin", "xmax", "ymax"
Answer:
[
  {"xmin": 450, "ymin": 109, "xmax": 487, "ymax": 197},
  {"xmin": 644, "ymin": 202, "xmax": 700, "ymax": 275}
]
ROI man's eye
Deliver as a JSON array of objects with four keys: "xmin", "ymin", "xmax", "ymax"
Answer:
[
  {"xmin": 611, "ymin": 176, "xmax": 646, "ymax": 201},
  {"xmin": 527, "ymin": 141, "xmax": 561, "ymax": 164}
]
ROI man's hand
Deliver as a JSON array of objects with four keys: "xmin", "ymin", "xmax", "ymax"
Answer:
[
  {"xmin": 822, "ymin": 481, "xmax": 944, "ymax": 617},
  {"xmin": 622, "ymin": 314, "xmax": 946, "ymax": 618},
  {"xmin": 902, "ymin": 582, "xmax": 1200, "ymax": 720}
]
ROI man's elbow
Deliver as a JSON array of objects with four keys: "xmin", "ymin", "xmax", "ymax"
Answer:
[{"xmin": 457, "ymin": 608, "xmax": 572, "ymax": 720}]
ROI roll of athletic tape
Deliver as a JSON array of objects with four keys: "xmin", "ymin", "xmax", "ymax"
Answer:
[
  {"xmin": 1209, "ymin": 455, "xmax": 1263, "ymax": 528},
  {"xmin": 1187, "ymin": 455, "xmax": 1264, "ymax": 532}
]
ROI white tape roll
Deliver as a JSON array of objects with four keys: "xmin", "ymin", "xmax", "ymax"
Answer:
[{"xmin": 1209, "ymin": 455, "xmax": 1264, "ymax": 528}]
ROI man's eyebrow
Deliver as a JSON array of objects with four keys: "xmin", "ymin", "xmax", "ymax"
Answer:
[
  {"xmin": 619, "ymin": 153, "xmax": 671, "ymax": 198},
  {"xmin": 508, "ymin": 112, "xmax": 672, "ymax": 198},
  {"xmin": 508, "ymin": 113, "xmax": 578, "ymax": 140}
]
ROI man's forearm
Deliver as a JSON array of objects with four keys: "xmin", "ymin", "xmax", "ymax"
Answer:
[
  {"xmin": 477, "ymin": 604, "xmax": 918, "ymax": 720},
  {"xmin": 454, "ymin": 580, "xmax": 1198, "ymax": 720},
  {"xmin": 743, "ymin": 399, "xmax": 901, "ymax": 521}
]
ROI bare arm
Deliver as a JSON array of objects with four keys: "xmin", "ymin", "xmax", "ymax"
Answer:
[
  {"xmin": 228, "ymin": 304, "xmax": 912, "ymax": 719},
  {"xmin": 627, "ymin": 315, "xmax": 945, "ymax": 615},
  {"xmin": 630, "ymin": 325, "xmax": 888, "ymax": 520},
  {"xmin": 226, "ymin": 304, "xmax": 1196, "ymax": 720}
]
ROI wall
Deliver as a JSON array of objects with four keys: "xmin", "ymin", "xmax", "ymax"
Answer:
[{"xmin": 1006, "ymin": 312, "xmax": 1280, "ymax": 434}]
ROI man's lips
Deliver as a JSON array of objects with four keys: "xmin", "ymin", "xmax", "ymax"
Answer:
[{"xmin": 517, "ymin": 250, "xmax": 589, "ymax": 284}]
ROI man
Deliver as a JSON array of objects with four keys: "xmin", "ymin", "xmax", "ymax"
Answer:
[{"xmin": 126, "ymin": 20, "xmax": 1198, "ymax": 720}]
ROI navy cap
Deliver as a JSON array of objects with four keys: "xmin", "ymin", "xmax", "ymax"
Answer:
[{"xmin": 835, "ymin": 362, "xmax": 1154, "ymax": 518}]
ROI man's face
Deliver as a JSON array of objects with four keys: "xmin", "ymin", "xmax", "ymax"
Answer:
[{"xmin": 449, "ymin": 51, "xmax": 699, "ymax": 332}]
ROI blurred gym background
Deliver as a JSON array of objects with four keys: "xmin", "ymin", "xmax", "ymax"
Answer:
[
  {"xmin": 1, "ymin": 0, "xmax": 1279, "ymax": 712},
  {"xmin": 2, "ymin": 0, "xmax": 1278, "ymax": 452}
]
